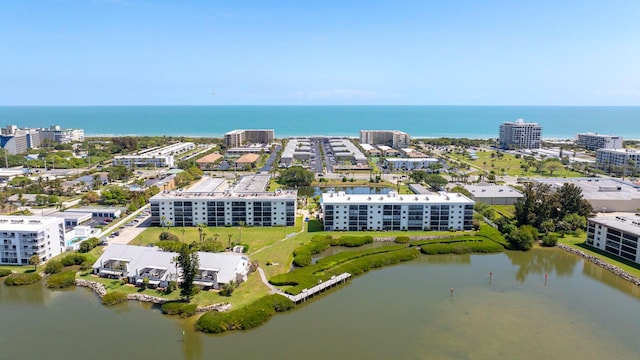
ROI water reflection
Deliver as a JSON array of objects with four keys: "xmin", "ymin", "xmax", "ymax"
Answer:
[
  {"xmin": 582, "ymin": 262, "xmax": 640, "ymax": 298},
  {"xmin": 0, "ymin": 281, "xmax": 53, "ymax": 305},
  {"xmin": 504, "ymin": 248, "xmax": 578, "ymax": 283},
  {"xmin": 422, "ymin": 253, "xmax": 471, "ymax": 264}
]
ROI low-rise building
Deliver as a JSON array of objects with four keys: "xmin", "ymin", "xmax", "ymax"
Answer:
[
  {"xmin": 235, "ymin": 153, "xmax": 260, "ymax": 169},
  {"xmin": 195, "ymin": 153, "xmax": 223, "ymax": 170},
  {"xmin": 321, "ymin": 191, "xmax": 474, "ymax": 231},
  {"xmin": 329, "ymin": 138, "xmax": 367, "ymax": 165},
  {"xmin": 64, "ymin": 207, "xmax": 122, "ymax": 219},
  {"xmin": 463, "ymin": 183, "xmax": 524, "ymax": 205},
  {"xmin": 280, "ymin": 138, "xmax": 311, "ymax": 167},
  {"xmin": 113, "ymin": 142, "xmax": 195, "ymax": 168},
  {"xmin": 150, "ymin": 189, "xmax": 297, "ymax": 227},
  {"xmin": 595, "ymin": 148, "xmax": 640, "ymax": 172},
  {"xmin": 586, "ymin": 215, "xmax": 640, "ymax": 263},
  {"xmin": 385, "ymin": 158, "xmax": 440, "ymax": 171},
  {"xmin": 92, "ymin": 244, "xmax": 250, "ymax": 289},
  {"xmin": 0, "ymin": 216, "xmax": 65, "ymax": 265},
  {"xmin": 533, "ymin": 178, "xmax": 640, "ymax": 212}
]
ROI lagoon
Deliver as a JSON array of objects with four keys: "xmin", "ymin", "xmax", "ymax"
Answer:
[{"xmin": 2, "ymin": 248, "xmax": 640, "ymax": 360}]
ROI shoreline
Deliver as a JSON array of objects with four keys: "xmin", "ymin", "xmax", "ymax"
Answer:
[{"xmin": 556, "ymin": 243, "xmax": 640, "ymax": 286}]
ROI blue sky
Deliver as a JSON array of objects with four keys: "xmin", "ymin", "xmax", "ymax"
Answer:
[{"xmin": 1, "ymin": 0, "xmax": 639, "ymax": 105}]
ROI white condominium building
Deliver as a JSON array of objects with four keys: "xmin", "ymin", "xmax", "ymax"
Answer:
[
  {"xmin": 576, "ymin": 132, "xmax": 623, "ymax": 151},
  {"xmin": 0, "ymin": 216, "xmax": 66, "ymax": 265},
  {"xmin": 360, "ymin": 130, "xmax": 410, "ymax": 149},
  {"xmin": 225, "ymin": 129, "xmax": 275, "ymax": 148},
  {"xmin": 321, "ymin": 191, "xmax": 474, "ymax": 231},
  {"xmin": 385, "ymin": 157, "xmax": 440, "ymax": 171},
  {"xmin": 150, "ymin": 189, "xmax": 297, "ymax": 227},
  {"xmin": 595, "ymin": 148, "xmax": 640, "ymax": 171},
  {"xmin": 587, "ymin": 215, "xmax": 640, "ymax": 263},
  {"xmin": 498, "ymin": 119, "xmax": 541, "ymax": 149},
  {"xmin": 113, "ymin": 142, "xmax": 195, "ymax": 168},
  {"xmin": 39, "ymin": 125, "xmax": 85, "ymax": 144}
]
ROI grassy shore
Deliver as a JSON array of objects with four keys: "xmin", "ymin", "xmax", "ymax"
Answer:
[{"xmin": 558, "ymin": 234, "xmax": 640, "ymax": 279}]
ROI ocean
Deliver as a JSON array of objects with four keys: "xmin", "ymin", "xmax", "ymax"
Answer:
[{"xmin": 0, "ymin": 106, "xmax": 639, "ymax": 139}]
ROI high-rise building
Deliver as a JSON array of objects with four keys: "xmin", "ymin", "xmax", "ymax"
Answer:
[
  {"xmin": 498, "ymin": 119, "xmax": 542, "ymax": 149},
  {"xmin": 576, "ymin": 132, "xmax": 623, "ymax": 151},
  {"xmin": 39, "ymin": 125, "xmax": 84, "ymax": 144},
  {"xmin": 224, "ymin": 129, "xmax": 274, "ymax": 148},
  {"xmin": 359, "ymin": 130, "xmax": 410, "ymax": 149}
]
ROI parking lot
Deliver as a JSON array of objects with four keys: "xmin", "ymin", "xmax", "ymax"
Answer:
[{"xmin": 105, "ymin": 209, "xmax": 152, "ymax": 245}]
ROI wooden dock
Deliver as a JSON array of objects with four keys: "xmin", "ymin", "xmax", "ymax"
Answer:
[{"xmin": 277, "ymin": 273, "xmax": 351, "ymax": 303}]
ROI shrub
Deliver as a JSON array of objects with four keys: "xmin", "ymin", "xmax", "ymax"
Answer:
[
  {"xmin": 196, "ymin": 295, "xmax": 295, "ymax": 334},
  {"xmin": 161, "ymin": 302, "xmax": 198, "ymax": 318},
  {"xmin": 78, "ymin": 237, "xmax": 100, "ymax": 253},
  {"xmin": 159, "ymin": 232, "xmax": 179, "ymax": 241},
  {"xmin": 335, "ymin": 236, "xmax": 373, "ymax": 247},
  {"xmin": 0, "ymin": 269, "xmax": 13, "ymax": 277},
  {"xmin": 61, "ymin": 253, "xmax": 86, "ymax": 266},
  {"xmin": 394, "ymin": 236, "xmax": 410, "ymax": 244},
  {"xmin": 44, "ymin": 260, "xmax": 63, "ymax": 274},
  {"xmin": 5, "ymin": 272, "xmax": 41, "ymax": 286},
  {"xmin": 293, "ymin": 253, "xmax": 312, "ymax": 267},
  {"xmin": 541, "ymin": 234, "xmax": 559, "ymax": 247},
  {"xmin": 46, "ymin": 271, "xmax": 76, "ymax": 289},
  {"xmin": 80, "ymin": 260, "xmax": 93, "ymax": 271},
  {"xmin": 155, "ymin": 240, "xmax": 182, "ymax": 252},
  {"xmin": 102, "ymin": 291, "xmax": 128, "ymax": 306}
]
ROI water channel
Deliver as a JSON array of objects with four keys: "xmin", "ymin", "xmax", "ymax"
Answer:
[{"xmin": 2, "ymin": 247, "xmax": 640, "ymax": 360}]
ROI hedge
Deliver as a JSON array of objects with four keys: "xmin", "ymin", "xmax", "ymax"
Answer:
[
  {"xmin": 78, "ymin": 237, "xmax": 100, "ymax": 253},
  {"xmin": 5, "ymin": 272, "xmax": 41, "ymax": 286},
  {"xmin": 271, "ymin": 245, "xmax": 416, "ymax": 295},
  {"xmin": 292, "ymin": 234, "xmax": 374, "ymax": 268},
  {"xmin": 44, "ymin": 260, "xmax": 63, "ymax": 274},
  {"xmin": 196, "ymin": 295, "xmax": 295, "ymax": 334},
  {"xmin": 0, "ymin": 269, "xmax": 11, "ymax": 277},
  {"xmin": 394, "ymin": 236, "xmax": 410, "ymax": 244},
  {"xmin": 161, "ymin": 302, "xmax": 197, "ymax": 318},
  {"xmin": 102, "ymin": 291, "xmax": 128, "ymax": 306},
  {"xmin": 419, "ymin": 238, "xmax": 503, "ymax": 255},
  {"xmin": 46, "ymin": 271, "xmax": 76, "ymax": 289},
  {"xmin": 61, "ymin": 253, "xmax": 86, "ymax": 267}
]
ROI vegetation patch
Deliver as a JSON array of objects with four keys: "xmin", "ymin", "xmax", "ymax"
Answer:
[
  {"xmin": 46, "ymin": 270, "xmax": 76, "ymax": 289},
  {"xmin": 44, "ymin": 260, "xmax": 63, "ymax": 274},
  {"xmin": 419, "ymin": 238, "xmax": 503, "ymax": 255},
  {"xmin": 161, "ymin": 302, "xmax": 197, "ymax": 318},
  {"xmin": 102, "ymin": 291, "xmax": 128, "ymax": 306},
  {"xmin": 5, "ymin": 272, "xmax": 41, "ymax": 286},
  {"xmin": 0, "ymin": 269, "xmax": 13, "ymax": 277},
  {"xmin": 195, "ymin": 294, "xmax": 295, "ymax": 334},
  {"xmin": 61, "ymin": 253, "xmax": 86, "ymax": 266},
  {"xmin": 271, "ymin": 245, "xmax": 417, "ymax": 295},
  {"xmin": 394, "ymin": 236, "xmax": 410, "ymax": 244},
  {"xmin": 292, "ymin": 234, "xmax": 374, "ymax": 268}
]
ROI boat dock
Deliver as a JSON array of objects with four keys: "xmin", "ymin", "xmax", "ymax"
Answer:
[{"xmin": 278, "ymin": 273, "xmax": 352, "ymax": 303}]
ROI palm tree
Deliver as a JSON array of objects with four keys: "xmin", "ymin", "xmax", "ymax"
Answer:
[
  {"xmin": 197, "ymin": 223, "xmax": 207, "ymax": 243},
  {"xmin": 227, "ymin": 234, "xmax": 233, "ymax": 249},
  {"xmin": 238, "ymin": 221, "xmax": 245, "ymax": 242}
]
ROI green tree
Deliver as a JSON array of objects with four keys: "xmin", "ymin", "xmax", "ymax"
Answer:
[
  {"xmin": 29, "ymin": 255, "xmax": 41, "ymax": 271},
  {"xmin": 506, "ymin": 226, "xmax": 536, "ymax": 251},
  {"xmin": 544, "ymin": 160, "xmax": 563, "ymax": 176},
  {"xmin": 424, "ymin": 174, "xmax": 448, "ymax": 191},
  {"xmin": 177, "ymin": 244, "xmax": 199, "ymax": 302},
  {"xmin": 277, "ymin": 166, "xmax": 314, "ymax": 187},
  {"xmin": 554, "ymin": 183, "xmax": 593, "ymax": 218}
]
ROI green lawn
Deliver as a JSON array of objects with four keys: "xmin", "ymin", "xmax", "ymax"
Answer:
[
  {"xmin": 491, "ymin": 204, "xmax": 516, "ymax": 218},
  {"xmin": 558, "ymin": 234, "xmax": 640, "ymax": 279},
  {"xmin": 448, "ymin": 150, "xmax": 584, "ymax": 178},
  {"xmin": 129, "ymin": 216, "xmax": 303, "ymax": 251}
]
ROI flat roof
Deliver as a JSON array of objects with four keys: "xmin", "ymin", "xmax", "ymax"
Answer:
[
  {"xmin": 464, "ymin": 184, "xmax": 524, "ymax": 198},
  {"xmin": 185, "ymin": 177, "xmax": 228, "ymax": 193},
  {"xmin": 151, "ymin": 189, "xmax": 297, "ymax": 201},
  {"xmin": 47, "ymin": 212, "xmax": 93, "ymax": 220},
  {"xmin": 322, "ymin": 191, "xmax": 473, "ymax": 205},
  {"xmin": 234, "ymin": 174, "xmax": 271, "ymax": 193},
  {"xmin": 533, "ymin": 178, "xmax": 640, "ymax": 201},
  {"xmin": 0, "ymin": 216, "xmax": 63, "ymax": 230},
  {"xmin": 589, "ymin": 215, "xmax": 640, "ymax": 236}
]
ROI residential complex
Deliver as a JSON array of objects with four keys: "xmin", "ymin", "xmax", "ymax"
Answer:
[
  {"xmin": 112, "ymin": 142, "xmax": 195, "ymax": 168},
  {"xmin": 150, "ymin": 188, "xmax": 297, "ymax": 227},
  {"xmin": 498, "ymin": 119, "xmax": 541, "ymax": 149},
  {"xmin": 0, "ymin": 216, "xmax": 66, "ymax": 265},
  {"xmin": 385, "ymin": 157, "xmax": 439, "ymax": 171},
  {"xmin": 39, "ymin": 125, "xmax": 85, "ymax": 144},
  {"xmin": 595, "ymin": 148, "xmax": 640, "ymax": 171},
  {"xmin": 587, "ymin": 215, "xmax": 640, "ymax": 264},
  {"xmin": 0, "ymin": 124, "xmax": 84, "ymax": 155},
  {"xmin": 321, "ymin": 191, "xmax": 474, "ymax": 231},
  {"xmin": 93, "ymin": 244, "xmax": 250, "ymax": 289},
  {"xmin": 328, "ymin": 138, "xmax": 367, "ymax": 165},
  {"xmin": 224, "ymin": 129, "xmax": 274, "ymax": 148},
  {"xmin": 360, "ymin": 130, "xmax": 410, "ymax": 149},
  {"xmin": 576, "ymin": 132, "xmax": 623, "ymax": 151},
  {"xmin": 280, "ymin": 138, "xmax": 311, "ymax": 167}
]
